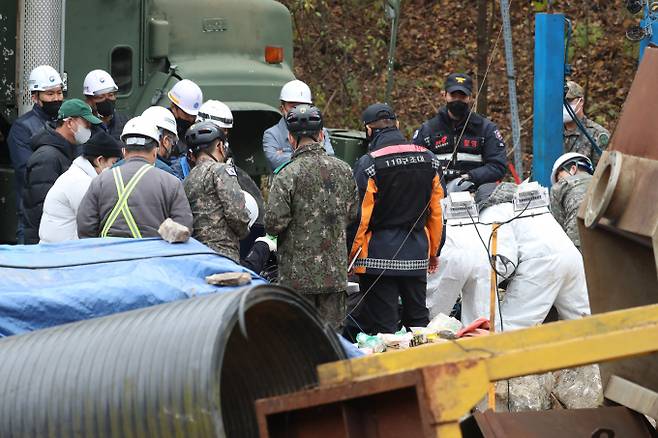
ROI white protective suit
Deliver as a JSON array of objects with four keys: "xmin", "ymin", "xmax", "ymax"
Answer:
[
  {"xmin": 39, "ymin": 156, "xmax": 97, "ymax": 243},
  {"xmin": 426, "ymin": 216, "xmax": 517, "ymax": 325},
  {"xmin": 479, "ymin": 202, "xmax": 591, "ymax": 331}
]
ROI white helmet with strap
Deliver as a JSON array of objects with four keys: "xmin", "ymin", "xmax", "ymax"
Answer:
[
  {"xmin": 196, "ymin": 100, "xmax": 233, "ymax": 128},
  {"xmin": 168, "ymin": 79, "xmax": 203, "ymax": 116},
  {"xmin": 551, "ymin": 152, "xmax": 594, "ymax": 185},
  {"xmin": 141, "ymin": 106, "xmax": 178, "ymax": 138},
  {"xmin": 27, "ymin": 65, "xmax": 63, "ymax": 92},
  {"xmin": 83, "ymin": 69, "xmax": 118, "ymax": 96},
  {"xmin": 279, "ymin": 79, "xmax": 312, "ymax": 104},
  {"xmin": 120, "ymin": 116, "xmax": 160, "ymax": 146}
]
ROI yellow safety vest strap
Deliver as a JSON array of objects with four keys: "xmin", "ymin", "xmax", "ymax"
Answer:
[
  {"xmin": 101, "ymin": 164, "xmax": 152, "ymax": 238},
  {"xmin": 111, "ymin": 168, "xmax": 139, "ymax": 238}
]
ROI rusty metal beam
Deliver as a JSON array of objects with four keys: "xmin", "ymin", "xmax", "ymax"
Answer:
[
  {"xmin": 257, "ymin": 305, "xmax": 658, "ymax": 437},
  {"xmin": 318, "ymin": 304, "xmax": 658, "ymax": 386}
]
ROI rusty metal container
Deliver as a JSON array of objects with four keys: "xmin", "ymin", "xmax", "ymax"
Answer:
[{"xmin": 578, "ymin": 46, "xmax": 658, "ymax": 394}]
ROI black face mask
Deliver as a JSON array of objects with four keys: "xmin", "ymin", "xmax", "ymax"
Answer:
[
  {"xmin": 365, "ymin": 127, "xmax": 385, "ymax": 144},
  {"xmin": 41, "ymin": 100, "xmax": 62, "ymax": 119},
  {"xmin": 96, "ymin": 99, "xmax": 115, "ymax": 117},
  {"xmin": 447, "ymin": 100, "xmax": 470, "ymax": 121},
  {"xmin": 176, "ymin": 118, "xmax": 193, "ymax": 141},
  {"xmin": 364, "ymin": 125, "xmax": 373, "ymax": 143}
]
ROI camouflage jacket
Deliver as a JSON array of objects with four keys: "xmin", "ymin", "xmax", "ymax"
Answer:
[
  {"xmin": 477, "ymin": 182, "xmax": 517, "ymax": 211},
  {"xmin": 550, "ymin": 172, "xmax": 592, "ymax": 249},
  {"xmin": 184, "ymin": 157, "xmax": 250, "ymax": 261},
  {"xmin": 564, "ymin": 117, "xmax": 610, "ymax": 166},
  {"xmin": 265, "ymin": 142, "xmax": 359, "ymax": 294}
]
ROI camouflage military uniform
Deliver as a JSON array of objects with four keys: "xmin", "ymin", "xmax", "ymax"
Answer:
[
  {"xmin": 550, "ymin": 172, "xmax": 592, "ymax": 249},
  {"xmin": 564, "ymin": 117, "xmax": 610, "ymax": 166},
  {"xmin": 477, "ymin": 182, "xmax": 517, "ymax": 211},
  {"xmin": 184, "ymin": 157, "xmax": 250, "ymax": 261},
  {"xmin": 265, "ymin": 141, "xmax": 359, "ymax": 330}
]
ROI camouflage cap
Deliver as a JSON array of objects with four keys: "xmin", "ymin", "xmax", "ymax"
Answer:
[{"xmin": 565, "ymin": 81, "xmax": 584, "ymax": 100}]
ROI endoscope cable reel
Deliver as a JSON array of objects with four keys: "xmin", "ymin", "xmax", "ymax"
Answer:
[
  {"xmin": 513, "ymin": 182, "xmax": 550, "ymax": 217},
  {"xmin": 441, "ymin": 191, "xmax": 479, "ymax": 226},
  {"xmin": 625, "ymin": 0, "xmax": 658, "ymax": 42}
]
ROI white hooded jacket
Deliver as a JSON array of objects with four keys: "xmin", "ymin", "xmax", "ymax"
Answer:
[
  {"xmin": 427, "ymin": 212, "xmax": 517, "ymax": 325},
  {"xmin": 479, "ymin": 202, "xmax": 590, "ymax": 331},
  {"xmin": 39, "ymin": 156, "xmax": 98, "ymax": 243}
]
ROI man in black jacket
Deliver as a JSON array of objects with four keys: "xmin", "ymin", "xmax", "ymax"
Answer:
[
  {"xmin": 413, "ymin": 73, "xmax": 507, "ymax": 186},
  {"xmin": 83, "ymin": 69, "xmax": 130, "ymax": 141},
  {"xmin": 7, "ymin": 65, "xmax": 64, "ymax": 243},
  {"xmin": 22, "ymin": 99, "xmax": 102, "ymax": 243},
  {"xmin": 344, "ymin": 104, "xmax": 444, "ymax": 339}
]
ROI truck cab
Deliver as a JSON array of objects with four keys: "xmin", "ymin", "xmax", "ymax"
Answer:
[{"xmin": 0, "ymin": 0, "xmax": 365, "ymax": 243}]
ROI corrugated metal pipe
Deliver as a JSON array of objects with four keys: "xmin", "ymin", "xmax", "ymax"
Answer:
[{"xmin": 0, "ymin": 285, "xmax": 344, "ymax": 437}]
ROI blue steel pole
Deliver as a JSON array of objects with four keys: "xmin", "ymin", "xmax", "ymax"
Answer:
[
  {"xmin": 639, "ymin": 4, "xmax": 658, "ymax": 62},
  {"xmin": 532, "ymin": 13, "xmax": 565, "ymax": 187}
]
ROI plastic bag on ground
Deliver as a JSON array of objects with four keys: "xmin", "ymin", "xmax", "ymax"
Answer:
[
  {"xmin": 356, "ymin": 332, "xmax": 386, "ymax": 353},
  {"xmin": 427, "ymin": 312, "xmax": 463, "ymax": 335},
  {"xmin": 379, "ymin": 327, "xmax": 414, "ymax": 350}
]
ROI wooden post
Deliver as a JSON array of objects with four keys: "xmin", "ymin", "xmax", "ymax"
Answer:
[{"xmin": 487, "ymin": 224, "xmax": 499, "ymax": 410}]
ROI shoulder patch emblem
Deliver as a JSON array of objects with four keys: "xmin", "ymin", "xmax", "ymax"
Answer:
[
  {"xmin": 494, "ymin": 129, "xmax": 503, "ymax": 141},
  {"xmin": 225, "ymin": 166, "xmax": 237, "ymax": 177}
]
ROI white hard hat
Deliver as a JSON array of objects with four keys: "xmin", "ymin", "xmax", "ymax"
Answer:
[
  {"xmin": 83, "ymin": 69, "xmax": 118, "ymax": 96},
  {"xmin": 168, "ymin": 79, "xmax": 203, "ymax": 116},
  {"xmin": 141, "ymin": 106, "xmax": 178, "ymax": 137},
  {"xmin": 196, "ymin": 100, "xmax": 233, "ymax": 128},
  {"xmin": 120, "ymin": 116, "xmax": 160, "ymax": 146},
  {"xmin": 550, "ymin": 152, "xmax": 594, "ymax": 185},
  {"xmin": 27, "ymin": 65, "xmax": 63, "ymax": 92},
  {"xmin": 279, "ymin": 79, "xmax": 312, "ymax": 104},
  {"xmin": 242, "ymin": 190, "xmax": 259, "ymax": 229}
]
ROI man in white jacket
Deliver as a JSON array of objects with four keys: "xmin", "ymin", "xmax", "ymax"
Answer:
[
  {"xmin": 427, "ymin": 180, "xmax": 516, "ymax": 325},
  {"xmin": 477, "ymin": 182, "xmax": 590, "ymax": 331},
  {"xmin": 39, "ymin": 131, "xmax": 123, "ymax": 243}
]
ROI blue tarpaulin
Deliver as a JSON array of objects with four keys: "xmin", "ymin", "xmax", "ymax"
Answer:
[{"xmin": 0, "ymin": 237, "xmax": 267, "ymax": 337}]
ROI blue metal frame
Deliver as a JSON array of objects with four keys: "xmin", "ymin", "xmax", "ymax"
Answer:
[
  {"xmin": 639, "ymin": 4, "xmax": 658, "ymax": 62},
  {"xmin": 532, "ymin": 13, "xmax": 565, "ymax": 187}
]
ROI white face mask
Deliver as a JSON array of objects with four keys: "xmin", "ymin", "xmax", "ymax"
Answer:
[
  {"xmin": 73, "ymin": 121, "xmax": 92, "ymax": 145},
  {"xmin": 562, "ymin": 99, "xmax": 582, "ymax": 124}
]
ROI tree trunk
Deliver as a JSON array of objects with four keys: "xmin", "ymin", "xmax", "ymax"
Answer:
[{"xmin": 476, "ymin": 0, "xmax": 490, "ymax": 116}]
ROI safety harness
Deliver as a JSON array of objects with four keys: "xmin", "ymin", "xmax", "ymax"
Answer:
[{"xmin": 100, "ymin": 164, "xmax": 152, "ymax": 238}]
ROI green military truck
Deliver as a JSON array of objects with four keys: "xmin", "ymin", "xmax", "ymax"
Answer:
[{"xmin": 0, "ymin": 0, "xmax": 365, "ymax": 243}]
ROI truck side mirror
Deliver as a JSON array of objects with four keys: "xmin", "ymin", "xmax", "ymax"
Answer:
[{"xmin": 149, "ymin": 18, "xmax": 170, "ymax": 59}]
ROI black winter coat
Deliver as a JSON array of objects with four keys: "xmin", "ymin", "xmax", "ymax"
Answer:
[
  {"xmin": 413, "ymin": 107, "xmax": 508, "ymax": 185},
  {"xmin": 350, "ymin": 128, "xmax": 445, "ymax": 277},
  {"xmin": 22, "ymin": 123, "xmax": 78, "ymax": 244},
  {"xmin": 92, "ymin": 110, "xmax": 130, "ymax": 141},
  {"xmin": 6, "ymin": 104, "xmax": 53, "ymax": 219}
]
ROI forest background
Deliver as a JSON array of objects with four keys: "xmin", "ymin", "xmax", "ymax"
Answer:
[{"xmin": 278, "ymin": 0, "xmax": 641, "ymax": 178}]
